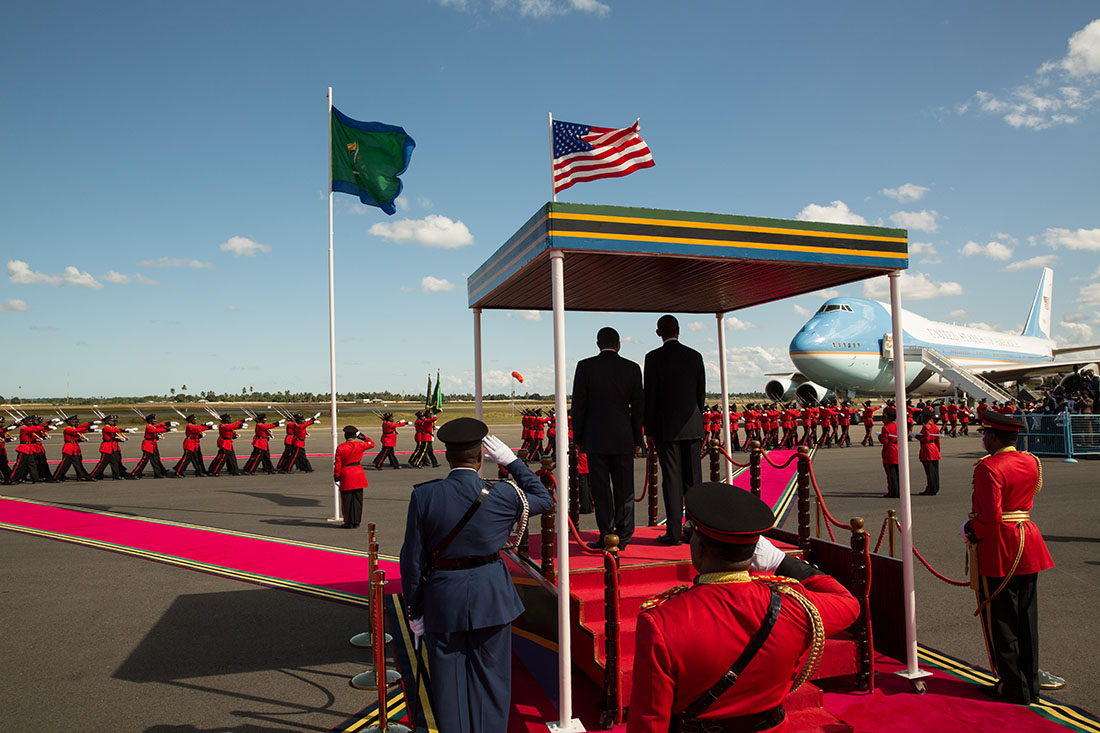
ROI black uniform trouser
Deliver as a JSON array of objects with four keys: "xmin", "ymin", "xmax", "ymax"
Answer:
[
  {"xmin": 208, "ymin": 448, "xmax": 239, "ymax": 476},
  {"xmin": 174, "ymin": 449, "xmax": 206, "ymax": 477},
  {"xmin": 578, "ymin": 473, "xmax": 593, "ymax": 513},
  {"xmin": 409, "ymin": 440, "xmax": 426, "ymax": 467},
  {"xmin": 587, "ymin": 452, "xmax": 635, "ymax": 545},
  {"xmin": 840, "ymin": 424, "xmax": 851, "ymax": 446},
  {"xmin": 8, "ymin": 452, "xmax": 47, "ymax": 483},
  {"xmin": 91, "ymin": 452, "xmax": 130, "ymax": 480},
  {"xmin": 655, "ymin": 439, "xmax": 702, "ymax": 543},
  {"xmin": 0, "ymin": 452, "xmax": 9, "ymax": 483},
  {"xmin": 132, "ymin": 447, "xmax": 171, "ymax": 478},
  {"xmin": 340, "ymin": 489, "xmax": 363, "ymax": 527},
  {"xmin": 244, "ymin": 447, "xmax": 275, "ymax": 474},
  {"xmin": 862, "ymin": 425, "xmax": 875, "ymax": 445},
  {"xmin": 978, "ymin": 573, "xmax": 1040, "ymax": 704},
  {"xmin": 883, "ymin": 463, "xmax": 899, "ymax": 497},
  {"xmin": 373, "ymin": 445, "xmax": 399, "ymax": 469},
  {"xmin": 277, "ymin": 444, "xmax": 297, "ymax": 472},
  {"xmin": 921, "ymin": 459, "xmax": 940, "ymax": 495},
  {"xmin": 293, "ymin": 446, "xmax": 312, "ymax": 472},
  {"xmin": 53, "ymin": 453, "xmax": 91, "ymax": 481}
]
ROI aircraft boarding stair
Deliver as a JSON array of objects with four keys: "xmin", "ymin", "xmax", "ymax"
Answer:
[{"xmin": 903, "ymin": 346, "xmax": 1015, "ymax": 404}]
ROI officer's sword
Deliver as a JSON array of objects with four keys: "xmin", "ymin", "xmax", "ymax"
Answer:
[{"xmin": 407, "ymin": 636, "xmax": 424, "ymax": 731}]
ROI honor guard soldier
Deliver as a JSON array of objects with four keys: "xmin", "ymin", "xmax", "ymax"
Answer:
[
  {"xmin": 208, "ymin": 413, "xmax": 246, "ymax": 476},
  {"xmin": 333, "ymin": 425, "xmax": 376, "ymax": 528},
  {"xmin": 399, "ymin": 418, "xmax": 553, "ymax": 733},
  {"xmin": 0, "ymin": 416, "xmax": 12, "ymax": 483},
  {"xmin": 131, "ymin": 414, "xmax": 173, "ymax": 479},
  {"xmin": 243, "ymin": 413, "xmax": 279, "ymax": 475},
  {"xmin": 174, "ymin": 415, "xmax": 212, "ymax": 477},
  {"xmin": 292, "ymin": 413, "xmax": 319, "ymax": 472},
  {"xmin": 372, "ymin": 412, "xmax": 405, "ymax": 470},
  {"xmin": 52, "ymin": 415, "xmax": 94, "ymax": 482},
  {"xmin": 917, "ymin": 409, "xmax": 941, "ymax": 495},
  {"xmin": 8, "ymin": 415, "xmax": 54, "ymax": 484},
  {"xmin": 965, "ymin": 409, "xmax": 1055, "ymax": 705},
  {"xmin": 276, "ymin": 416, "xmax": 298, "ymax": 472},
  {"xmin": 628, "ymin": 483, "xmax": 860, "ymax": 731},
  {"xmin": 90, "ymin": 415, "xmax": 134, "ymax": 480}
]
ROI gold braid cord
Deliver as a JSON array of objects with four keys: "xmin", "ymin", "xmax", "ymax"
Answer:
[
  {"xmin": 1030, "ymin": 451, "xmax": 1043, "ymax": 495},
  {"xmin": 757, "ymin": 579, "xmax": 825, "ymax": 692}
]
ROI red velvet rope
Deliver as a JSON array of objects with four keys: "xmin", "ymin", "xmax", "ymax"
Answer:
[
  {"xmin": 891, "ymin": 517, "xmax": 971, "ymax": 587},
  {"xmin": 873, "ymin": 514, "xmax": 890, "ymax": 554},
  {"xmin": 714, "ymin": 444, "xmax": 750, "ymax": 468},
  {"xmin": 760, "ymin": 450, "xmax": 798, "ymax": 469},
  {"xmin": 806, "ymin": 461, "xmax": 849, "ymax": 533},
  {"xmin": 634, "ymin": 462, "xmax": 651, "ymax": 503},
  {"xmin": 537, "ymin": 466, "xmax": 617, "ymax": 556}
]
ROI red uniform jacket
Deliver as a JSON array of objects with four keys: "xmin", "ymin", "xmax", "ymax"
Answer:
[
  {"xmin": 140, "ymin": 423, "xmax": 169, "ymax": 453},
  {"xmin": 334, "ymin": 437, "xmax": 376, "ymax": 491},
  {"xmin": 971, "ymin": 448, "xmax": 1054, "ymax": 577},
  {"xmin": 861, "ymin": 406, "xmax": 878, "ymax": 427},
  {"xmin": 252, "ymin": 422, "xmax": 278, "ymax": 450},
  {"xmin": 627, "ymin": 573, "xmax": 860, "ymax": 731},
  {"xmin": 182, "ymin": 424, "xmax": 211, "ymax": 451},
  {"xmin": 917, "ymin": 422, "xmax": 940, "ymax": 462},
  {"xmin": 293, "ymin": 419, "xmax": 315, "ymax": 448},
  {"xmin": 879, "ymin": 422, "xmax": 898, "ymax": 465},
  {"xmin": 217, "ymin": 421, "xmax": 245, "ymax": 451},
  {"xmin": 421, "ymin": 415, "xmax": 436, "ymax": 442},
  {"xmin": 17, "ymin": 424, "xmax": 51, "ymax": 455},
  {"xmin": 380, "ymin": 420, "xmax": 403, "ymax": 448},
  {"xmin": 62, "ymin": 424, "xmax": 92, "ymax": 456},
  {"xmin": 99, "ymin": 425, "xmax": 125, "ymax": 454}
]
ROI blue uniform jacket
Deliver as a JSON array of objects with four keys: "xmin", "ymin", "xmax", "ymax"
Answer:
[{"xmin": 400, "ymin": 458, "xmax": 553, "ymax": 633}]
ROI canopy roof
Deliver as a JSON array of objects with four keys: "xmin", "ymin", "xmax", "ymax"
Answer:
[{"xmin": 468, "ymin": 202, "xmax": 908, "ymax": 313}]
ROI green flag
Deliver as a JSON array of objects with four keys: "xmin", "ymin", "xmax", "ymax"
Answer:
[
  {"xmin": 425, "ymin": 373, "xmax": 432, "ymax": 409},
  {"xmin": 331, "ymin": 106, "xmax": 415, "ymax": 216},
  {"xmin": 431, "ymin": 369, "xmax": 443, "ymax": 412}
]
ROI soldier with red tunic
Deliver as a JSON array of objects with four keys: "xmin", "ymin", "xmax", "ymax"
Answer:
[
  {"xmin": 292, "ymin": 413, "xmax": 318, "ymax": 473},
  {"xmin": 965, "ymin": 408, "xmax": 1055, "ymax": 705},
  {"xmin": 90, "ymin": 415, "xmax": 134, "ymax": 481},
  {"xmin": 860, "ymin": 401, "xmax": 878, "ymax": 446},
  {"xmin": 916, "ymin": 409, "xmax": 941, "ymax": 495},
  {"xmin": 627, "ymin": 482, "xmax": 859, "ymax": 732},
  {"xmin": 52, "ymin": 415, "xmax": 94, "ymax": 482},
  {"xmin": 372, "ymin": 412, "xmax": 406, "ymax": 470},
  {"xmin": 131, "ymin": 414, "xmax": 173, "ymax": 479},
  {"xmin": 7, "ymin": 415, "xmax": 54, "ymax": 484},
  {"xmin": 208, "ymin": 413, "xmax": 246, "ymax": 476},
  {"xmin": 878, "ymin": 406, "xmax": 899, "ymax": 498},
  {"xmin": 243, "ymin": 413, "xmax": 279, "ymax": 475},
  {"xmin": 174, "ymin": 415, "xmax": 212, "ymax": 477},
  {"xmin": 334, "ymin": 425, "xmax": 376, "ymax": 528}
]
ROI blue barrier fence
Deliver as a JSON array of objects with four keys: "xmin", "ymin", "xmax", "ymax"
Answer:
[{"xmin": 1016, "ymin": 410, "xmax": 1100, "ymax": 460}]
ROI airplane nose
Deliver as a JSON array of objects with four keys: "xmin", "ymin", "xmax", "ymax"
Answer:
[{"xmin": 789, "ymin": 328, "xmax": 824, "ymax": 354}]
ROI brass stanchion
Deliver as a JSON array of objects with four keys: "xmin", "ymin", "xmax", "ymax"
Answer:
[
  {"xmin": 887, "ymin": 509, "xmax": 897, "ymax": 558},
  {"xmin": 351, "ymin": 526, "xmax": 392, "ymax": 648},
  {"xmin": 351, "ymin": 570, "xmax": 410, "ymax": 732}
]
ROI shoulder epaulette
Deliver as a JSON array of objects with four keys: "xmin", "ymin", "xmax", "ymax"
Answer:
[
  {"xmin": 755, "ymin": 574, "xmax": 800, "ymax": 586},
  {"xmin": 413, "ymin": 479, "xmax": 441, "ymax": 489},
  {"xmin": 640, "ymin": 584, "xmax": 690, "ymax": 611}
]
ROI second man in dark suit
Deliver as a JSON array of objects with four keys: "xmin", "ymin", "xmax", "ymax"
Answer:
[
  {"xmin": 644, "ymin": 314, "xmax": 706, "ymax": 545},
  {"xmin": 572, "ymin": 327, "xmax": 644, "ymax": 550}
]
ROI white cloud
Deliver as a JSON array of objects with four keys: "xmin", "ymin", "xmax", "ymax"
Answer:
[
  {"xmin": 948, "ymin": 309, "xmax": 970, "ymax": 320},
  {"xmin": 862, "ymin": 271, "xmax": 963, "ymax": 300},
  {"xmin": 369, "ymin": 215, "xmax": 474, "ymax": 248},
  {"xmin": 1079, "ymin": 282, "xmax": 1100, "ymax": 305},
  {"xmin": 103, "ymin": 270, "xmax": 129, "ymax": 284},
  {"xmin": 138, "ymin": 257, "xmax": 213, "ymax": 269},
  {"xmin": 686, "ymin": 321, "xmax": 708, "ymax": 332},
  {"xmin": 812, "ymin": 288, "xmax": 840, "ymax": 299},
  {"xmin": 909, "ymin": 241, "xmax": 936, "ymax": 255},
  {"xmin": 420, "ymin": 276, "xmax": 455, "ymax": 293},
  {"xmin": 470, "ymin": 0, "xmax": 610, "ymax": 16},
  {"xmin": 0, "ymin": 299, "xmax": 29, "ymax": 312},
  {"xmin": 517, "ymin": 310, "xmax": 542, "ymax": 321},
  {"xmin": 962, "ymin": 19, "xmax": 1100, "ymax": 130},
  {"xmin": 219, "ymin": 236, "xmax": 271, "ymax": 257},
  {"xmin": 725, "ymin": 316, "xmax": 757, "ymax": 331},
  {"xmin": 960, "ymin": 240, "xmax": 1015, "ymax": 260},
  {"xmin": 795, "ymin": 201, "xmax": 867, "ymax": 225},
  {"xmin": 134, "ymin": 273, "xmax": 159, "ymax": 286},
  {"xmin": 8, "ymin": 260, "xmax": 103, "ymax": 289},
  {"xmin": 794, "ymin": 304, "xmax": 810, "ymax": 316},
  {"xmin": 1061, "ymin": 320, "xmax": 1094, "ymax": 341},
  {"xmin": 889, "ymin": 210, "xmax": 939, "ymax": 232},
  {"xmin": 1004, "ymin": 255, "xmax": 1059, "ymax": 271},
  {"xmin": 1042, "ymin": 227, "xmax": 1100, "ymax": 251},
  {"xmin": 882, "ymin": 183, "xmax": 930, "ymax": 202}
]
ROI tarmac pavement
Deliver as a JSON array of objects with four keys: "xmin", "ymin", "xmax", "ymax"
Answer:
[{"xmin": 2, "ymin": 423, "xmax": 1097, "ymax": 730}]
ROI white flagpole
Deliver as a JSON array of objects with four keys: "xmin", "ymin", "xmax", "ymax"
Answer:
[
  {"xmin": 548, "ymin": 112, "xmax": 556, "ymax": 203},
  {"xmin": 326, "ymin": 86, "xmax": 342, "ymax": 524}
]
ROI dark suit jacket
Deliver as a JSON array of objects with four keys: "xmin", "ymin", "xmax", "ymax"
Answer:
[
  {"xmin": 643, "ymin": 338, "xmax": 706, "ymax": 442},
  {"xmin": 399, "ymin": 459, "xmax": 553, "ymax": 633},
  {"xmin": 572, "ymin": 349, "xmax": 644, "ymax": 455}
]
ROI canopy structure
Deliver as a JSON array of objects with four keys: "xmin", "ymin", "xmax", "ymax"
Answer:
[{"xmin": 467, "ymin": 201, "xmax": 923, "ymax": 731}]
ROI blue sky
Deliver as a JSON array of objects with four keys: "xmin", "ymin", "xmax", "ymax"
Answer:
[{"xmin": 2, "ymin": 1, "xmax": 1099, "ymax": 400}]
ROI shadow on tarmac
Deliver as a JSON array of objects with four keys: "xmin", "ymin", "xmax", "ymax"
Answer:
[{"xmin": 230, "ymin": 491, "xmax": 321, "ymax": 508}]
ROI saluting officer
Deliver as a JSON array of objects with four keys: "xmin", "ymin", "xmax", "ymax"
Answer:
[
  {"xmin": 399, "ymin": 418, "xmax": 553, "ymax": 733},
  {"xmin": 965, "ymin": 409, "xmax": 1055, "ymax": 705},
  {"xmin": 333, "ymin": 425, "xmax": 376, "ymax": 528},
  {"xmin": 628, "ymin": 483, "xmax": 860, "ymax": 731}
]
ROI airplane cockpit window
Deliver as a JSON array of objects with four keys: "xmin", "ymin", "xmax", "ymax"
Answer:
[{"xmin": 815, "ymin": 304, "xmax": 854, "ymax": 314}]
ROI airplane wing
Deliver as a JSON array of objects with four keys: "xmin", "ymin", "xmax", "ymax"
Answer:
[
  {"xmin": 1052, "ymin": 344, "xmax": 1100, "ymax": 356},
  {"xmin": 979, "ymin": 358, "xmax": 1100, "ymax": 383}
]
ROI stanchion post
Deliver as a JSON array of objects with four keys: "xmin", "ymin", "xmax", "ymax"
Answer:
[
  {"xmin": 849, "ymin": 517, "xmax": 872, "ymax": 692},
  {"xmin": 539, "ymin": 458, "xmax": 557, "ymax": 583},
  {"xmin": 568, "ymin": 444, "xmax": 580, "ymax": 526},
  {"xmin": 796, "ymin": 447, "xmax": 811, "ymax": 557},
  {"xmin": 749, "ymin": 440, "xmax": 762, "ymax": 498},
  {"xmin": 815, "ymin": 497, "xmax": 823, "ymax": 539},
  {"xmin": 708, "ymin": 439, "xmax": 720, "ymax": 482},
  {"xmin": 646, "ymin": 438, "xmax": 659, "ymax": 527},
  {"xmin": 600, "ymin": 535, "xmax": 623, "ymax": 729},
  {"xmin": 351, "ymin": 530, "xmax": 391, "ymax": 648},
  {"xmin": 887, "ymin": 509, "xmax": 897, "ymax": 558}
]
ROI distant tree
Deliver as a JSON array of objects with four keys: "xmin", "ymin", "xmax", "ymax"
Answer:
[
  {"xmin": 170, "ymin": 388, "xmax": 176, "ymax": 398},
  {"xmin": 182, "ymin": 384, "xmax": 188, "ymax": 391}
]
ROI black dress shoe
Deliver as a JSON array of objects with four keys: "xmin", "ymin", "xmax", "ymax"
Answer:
[
  {"xmin": 586, "ymin": 540, "xmax": 604, "ymax": 550},
  {"xmin": 656, "ymin": 534, "xmax": 682, "ymax": 546},
  {"xmin": 979, "ymin": 682, "xmax": 1031, "ymax": 705}
]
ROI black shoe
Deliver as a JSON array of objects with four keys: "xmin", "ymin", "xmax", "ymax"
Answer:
[
  {"xmin": 656, "ymin": 534, "xmax": 682, "ymax": 546},
  {"xmin": 979, "ymin": 682, "xmax": 1031, "ymax": 705},
  {"xmin": 586, "ymin": 540, "xmax": 604, "ymax": 550}
]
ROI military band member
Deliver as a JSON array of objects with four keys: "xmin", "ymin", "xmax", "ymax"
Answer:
[
  {"xmin": 173, "ymin": 415, "xmax": 212, "ymax": 477},
  {"xmin": 0, "ymin": 416, "xmax": 13, "ymax": 483},
  {"xmin": 372, "ymin": 412, "xmax": 406, "ymax": 470},
  {"xmin": 7, "ymin": 415, "xmax": 54, "ymax": 484},
  {"xmin": 334, "ymin": 425, "xmax": 376, "ymax": 528},
  {"xmin": 400, "ymin": 418, "xmax": 554, "ymax": 733},
  {"xmin": 131, "ymin": 414, "xmax": 173, "ymax": 479},
  {"xmin": 208, "ymin": 413, "xmax": 246, "ymax": 476},
  {"xmin": 243, "ymin": 413, "xmax": 279, "ymax": 475},
  {"xmin": 52, "ymin": 415, "xmax": 94, "ymax": 482},
  {"xmin": 965, "ymin": 409, "xmax": 1055, "ymax": 705},
  {"xmin": 917, "ymin": 409, "xmax": 941, "ymax": 495},
  {"xmin": 419, "ymin": 410, "xmax": 439, "ymax": 468},
  {"xmin": 90, "ymin": 415, "xmax": 134, "ymax": 480},
  {"xmin": 878, "ymin": 407, "xmax": 899, "ymax": 498},
  {"xmin": 627, "ymin": 483, "xmax": 860, "ymax": 731}
]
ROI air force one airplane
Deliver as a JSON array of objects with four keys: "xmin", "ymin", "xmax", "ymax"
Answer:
[{"xmin": 765, "ymin": 268, "xmax": 1100, "ymax": 404}]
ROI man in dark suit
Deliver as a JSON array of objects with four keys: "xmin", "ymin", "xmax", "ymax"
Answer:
[
  {"xmin": 644, "ymin": 314, "xmax": 706, "ymax": 545},
  {"xmin": 400, "ymin": 418, "xmax": 554, "ymax": 733},
  {"xmin": 572, "ymin": 327, "xmax": 644, "ymax": 550}
]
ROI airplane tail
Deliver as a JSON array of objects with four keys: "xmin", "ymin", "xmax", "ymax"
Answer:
[{"xmin": 1021, "ymin": 267, "xmax": 1053, "ymax": 339}]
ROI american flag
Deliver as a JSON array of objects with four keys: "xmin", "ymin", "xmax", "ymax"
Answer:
[{"xmin": 551, "ymin": 118, "xmax": 654, "ymax": 194}]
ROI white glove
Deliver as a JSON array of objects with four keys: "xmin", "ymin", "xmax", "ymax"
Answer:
[
  {"xmin": 483, "ymin": 435, "xmax": 517, "ymax": 466},
  {"xmin": 50, "ymin": 418, "xmax": 63, "ymax": 424},
  {"xmin": 93, "ymin": 420, "xmax": 102, "ymax": 425},
  {"xmin": 205, "ymin": 421, "xmax": 214, "ymax": 427},
  {"xmin": 126, "ymin": 428, "xmax": 139, "ymax": 433},
  {"xmin": 750, "ymin": 536, "xmax": 787, "ymax": 573},
  {"xmin": 409, "ymin": 617, "xmax": 425, "ymax": 648},
  {"xmin": 169, "ymin": 428, "xmax": 179, "ymax": 433},
  {"xmin": 313, "ymin": 412, "xmax": 321, "ymax": 420},
  {"xmin": 170, "ymin": 421, "xmax": 180, "ymax": 427}
]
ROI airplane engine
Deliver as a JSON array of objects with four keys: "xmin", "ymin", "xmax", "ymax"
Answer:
[
  {"xmin": 795, "ymin": 381, "xmax": 833, "ymax": 405},
  {"xmin": 764, "ymin": 377, "xmax": 796, "ymax": 402}
]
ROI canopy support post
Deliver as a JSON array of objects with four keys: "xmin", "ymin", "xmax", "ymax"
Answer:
[
  {"xmin": 473, "ymin": 307, "xmax": 483, "ymax": 424},
  {"xmin": 716, "ymin": 312, "xmax": 732, "ymax": 484}
]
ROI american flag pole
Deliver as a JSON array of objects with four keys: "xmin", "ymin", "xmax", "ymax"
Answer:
[{"xmin": 547, "ymin": 112, "xmax": 556, "ymax": 203}]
